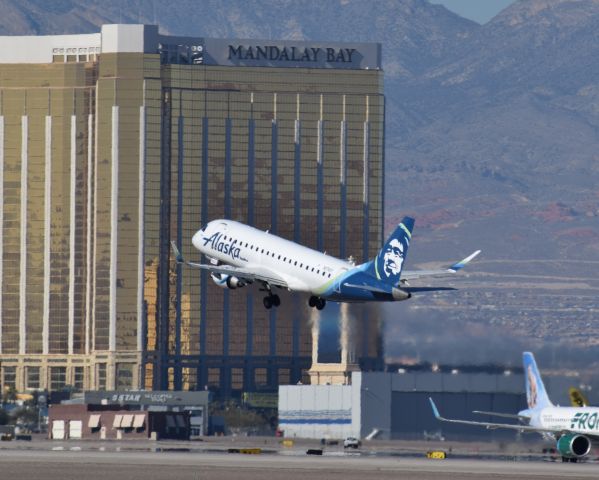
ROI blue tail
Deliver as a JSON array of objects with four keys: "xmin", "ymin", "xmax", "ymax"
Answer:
[
  {"xmin": 366, "ymin": 216, "xmax": 415, "ymax": 287},
  {"xmin": 523, "ymin": 352, "xmax": 553, "ymax": 410}
]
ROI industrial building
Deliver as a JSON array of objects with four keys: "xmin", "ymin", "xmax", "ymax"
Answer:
[
  {"xmin": 278, "ymin": 370, "xmax": 575, "ymax": 440},
  {"xmin": 0, "ymin": 24, "xmax": 385, "ymax": 396}
]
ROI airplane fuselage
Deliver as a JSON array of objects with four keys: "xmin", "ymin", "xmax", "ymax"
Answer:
[
  {"xmin": 530, "ymin": 406, "xmax": 599, "ymax": 436},
  {"xmin": 193, "ymin": 219, "xmax": 385, "ymax": 301}
]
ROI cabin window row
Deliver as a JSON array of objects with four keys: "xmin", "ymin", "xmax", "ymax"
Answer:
[{"xmin": 219, "ymin": 234, "xmax": 332, "ymax": 278}]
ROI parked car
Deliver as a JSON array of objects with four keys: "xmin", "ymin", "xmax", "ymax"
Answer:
[{"xmin": 343, "ymin": 437, "xmax": 361, "ymax": 449}]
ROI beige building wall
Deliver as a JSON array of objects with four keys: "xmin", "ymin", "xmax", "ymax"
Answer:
[{"xmin": 0, "ymin": 56, "xmax": 146, "ymax": 392}]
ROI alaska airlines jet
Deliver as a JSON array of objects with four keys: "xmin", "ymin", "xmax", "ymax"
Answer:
[
  {"xmin": 430, "ymin": 352, "xmax": 599, "ymax": 462},
  {"xmin": 171, "ymin": 216, "xmax": 480, "ymax": 310}
]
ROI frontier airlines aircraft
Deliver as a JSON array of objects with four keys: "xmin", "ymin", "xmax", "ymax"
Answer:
[
  {"xmin": 430, "ymin": 352, "xmax": 599, "ymax": 463},
  {"xmin": 171, "ymin": 216, "xmax": 480, "ymax": 310}
]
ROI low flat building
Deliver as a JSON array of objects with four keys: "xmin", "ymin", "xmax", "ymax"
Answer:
[
  {"xmin": 83, "ymin": 390, "xmax": 209, "ymax": 437},
  {"xmin": 49, "ymin": 403, "xmax": 189, "ymax": 440}
]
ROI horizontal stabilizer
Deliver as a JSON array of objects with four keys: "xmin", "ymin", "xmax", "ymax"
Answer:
[
  {"xmin": 403, "ymin": 286, "xmax": 456, "ymax": 293},
  {"xmin": 402, "ymin": 250, "xmax": 481, "ymax": 281}
]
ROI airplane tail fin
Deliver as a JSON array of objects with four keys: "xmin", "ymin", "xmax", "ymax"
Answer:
[
  {"xmin": 569, "ymin": 387, "xmax": 589, "ymax": 407},
  {"xmin": 366, "ymin": 216, "xmax": 414, "ymax": 287},
  {"xmin": 523, "ymin": 352, "xmax": 553, "ymax": 410}
]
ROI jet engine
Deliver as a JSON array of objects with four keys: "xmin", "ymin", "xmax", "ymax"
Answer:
[
  {"xmin": 211, "ymin": 273, "xmax": 245, "ymax": 289},
  {"xmin": 556, "ymin": 433, "xmax": 591, "ymax": 459}
]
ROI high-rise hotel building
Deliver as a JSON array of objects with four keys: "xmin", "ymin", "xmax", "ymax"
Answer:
[{"xmin": 0, "ymin": 24, "xmax": 384, "ymax": 395}]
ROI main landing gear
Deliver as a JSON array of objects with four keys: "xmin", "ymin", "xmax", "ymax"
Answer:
[
  {"xmin": 308, "ymin": 296, "xmax": 326, "ymax": 310},
  {"xmin": 263, "ymin": 293, "xmax": 281, "ymax": 310},
  {"xmin": 260, "ymin": 283, "xmax": 280, "ymax": 309}
]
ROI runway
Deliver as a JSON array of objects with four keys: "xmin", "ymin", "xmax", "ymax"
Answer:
[{"xmin": 0, "ymin": 448, "xmax": 596, "ymax": 480}]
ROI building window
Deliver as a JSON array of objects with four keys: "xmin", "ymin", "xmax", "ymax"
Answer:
[
  {"xmin": 116, "ymin": 363, "xmax": 134, "ymax": 389},
  {"xmin": 26, "ymin": 367, "xmax": 40, "ymax": 390},
  {"xmin": 97, "ymin": 364, "xmax": 107, "ymax": 390},
  {"xmin": 73, "ymin": 367, "xmax": 85, "ymax": 391},
  {"xmin": 182, "ymin": 367, "xmax": 197, "ymax": 391},
  {"xmin": 278, "ymin": 369, "xmax": 290, "ymax": 385},
  {"xmin": 231, "ymin": 368, "xmax": 243, "ymax": 389},
  {"xmin": 2, "ymin": 366, "xmax": 17, "ymax": 392},
  {"xmin": 50, "ymin": 367, "xmax": 67, "ymax": 391},
  {"xmin": 255, "ymin": 368, "xmax": 268, "ymax": 387},
  {"xmin": 208, "ymin": 368, "xmax": 220, "ymax": 387}
]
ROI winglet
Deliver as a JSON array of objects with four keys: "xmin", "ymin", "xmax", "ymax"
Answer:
[
  {"xmin": 429, "ymin": 397, "xmax": 441, "ymax": 420},
  {"xmin": 170, "ymin": 241, "xmax": 184, "ymax": 264},
  {"xmin": 448, "ymin": 250, "xmax": 481, "ymax": 272}
]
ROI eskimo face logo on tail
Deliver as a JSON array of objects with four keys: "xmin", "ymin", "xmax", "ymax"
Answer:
[
  {"xmin": 383, "ymin": 239, "xmax": 405, "ymax": 277},
  {"xmin": 375, "ymin": 231, "xmax": 409, "ymax": 285}
]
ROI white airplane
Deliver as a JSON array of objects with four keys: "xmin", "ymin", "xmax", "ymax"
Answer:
[
  {"xmin": 171, "ymin": 216, "xmax": 480, "ymax": 310},
  {"xmin": 430, "ymin": 352, "xmax": 599, "ymax": 463}
]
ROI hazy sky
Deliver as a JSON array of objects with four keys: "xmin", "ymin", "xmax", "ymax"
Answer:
[{"xmin": 430, "ymin": 0, "xmax": 516, "ymax": 24}]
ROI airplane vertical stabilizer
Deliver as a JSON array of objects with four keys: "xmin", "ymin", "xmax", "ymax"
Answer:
[
  {"xmin": 366, "ymin": 216, "xmax": 414, "ymax": 287},
  {"xmin": 523, "ymin": 352, "xmax": 553, "ymax": 410}
]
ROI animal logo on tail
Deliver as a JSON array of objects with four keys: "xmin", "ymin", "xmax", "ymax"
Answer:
[{"xmin": 523, "ymin": 352, "xmax": 553, "ymax": 410}]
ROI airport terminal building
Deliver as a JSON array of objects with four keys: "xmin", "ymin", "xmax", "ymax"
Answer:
[{"xmin": 0, "ymin": 24, "xmax": 385, "ymax": 395}]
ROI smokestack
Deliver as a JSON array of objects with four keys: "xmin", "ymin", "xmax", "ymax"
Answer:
[{"xmin": 308, "ymin": 303, "xmax": 360, "ymax": 385}]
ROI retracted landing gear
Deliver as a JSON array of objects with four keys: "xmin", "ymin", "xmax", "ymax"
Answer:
[{"xmin": 308, "ymin": 296, "xmax": 326, "ymax": 310}]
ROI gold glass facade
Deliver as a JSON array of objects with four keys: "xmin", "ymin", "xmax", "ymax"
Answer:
[{"xmin": 0, "ymin": 27, "xmax": 384, "ymax": 395}]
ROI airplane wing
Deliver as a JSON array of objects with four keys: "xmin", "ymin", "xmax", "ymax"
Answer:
[
  {"xmin": 472, "ymin": 410, "xmax": 531, "ymax": 422},
  {"xmin": 171, "ymin": 241, "xmax": 289, "ymax": 289},
  {"xmin": 401, "ymin": 250, "xmax": 481, "ymax": 281},
  {"xmin": 429, "ymin": 398, "xmax": 560, "ymax": 435}
]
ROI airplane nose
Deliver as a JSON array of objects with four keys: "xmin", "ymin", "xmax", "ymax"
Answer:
[{"xmin": 192, "ymin": 230, "xmax": 203, "ymax": 249}]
